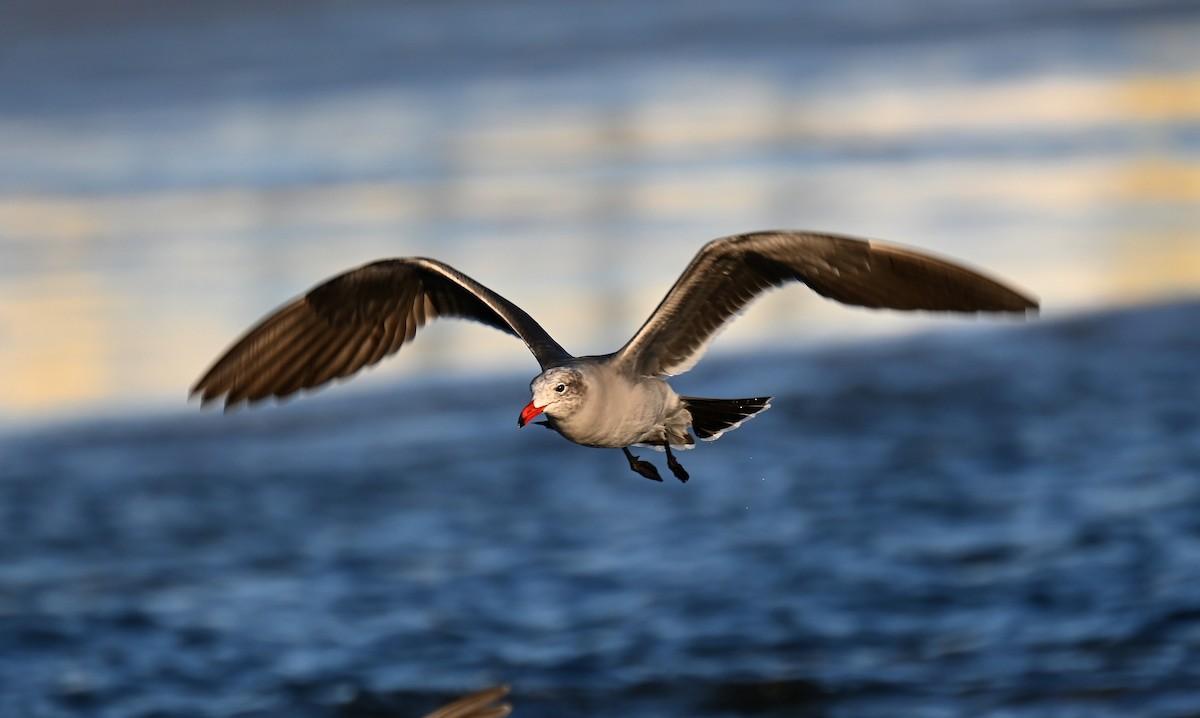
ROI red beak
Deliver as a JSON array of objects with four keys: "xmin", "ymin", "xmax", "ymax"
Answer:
[{"xmin": 518, "ymin": 400, "xmax": 544, "ymax": 428}]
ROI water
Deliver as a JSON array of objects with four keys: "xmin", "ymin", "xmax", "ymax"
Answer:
[
  {"xmin": 3, "ymin": 1, "xmax": 1200, "ymax": 715},
  {"xmin": 2, "ymin": 300, "xmax": 1199, "ymax": 717}
]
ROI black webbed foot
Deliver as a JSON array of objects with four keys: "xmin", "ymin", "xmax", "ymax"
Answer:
[
  {"xmin": 664, "ymin": 445, "xmax": 690, "ymax": 483},
  {"xmin": 622, "ymin": 447, "xmax": 663, "ymax": 482}
]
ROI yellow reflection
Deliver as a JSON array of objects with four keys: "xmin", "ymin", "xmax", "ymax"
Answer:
[
  {"xmin": 1117, "ymin": 160, "xmax": 1200, "ymax": 204},
  {"xmin": 1110, "ymin": 228, "xmax": 1200, "ymax": 302},
  {"xmin": 1120, "ymin": 73, "xmax": 1200, "ymax": 122},
  {"xmin": 0, "ymin": 197, "xmax": 99, "ymax": 242},
  {"xmin": 1, "ymin": 274, "xmax": 120, "ymax": 413}
]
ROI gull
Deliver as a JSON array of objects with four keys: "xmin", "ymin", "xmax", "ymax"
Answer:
[{"xmin": 191, "ymin": 231, "xmax": 1037, "ymax": 482}]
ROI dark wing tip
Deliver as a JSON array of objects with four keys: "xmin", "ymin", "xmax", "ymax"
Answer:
[
  {"xmin": 846, "ymin": 239, "xmax": 1042, "ymax": 316},
  {"xmin": 188, "ymin": 372, "xmax": 226, "ymax": 409},
  {"xmin": 959, "ymin": 282, "xmax": 1039, "ymax": 315}
]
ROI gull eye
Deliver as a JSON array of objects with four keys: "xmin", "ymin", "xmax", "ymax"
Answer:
[{"xmin": 555, "ymin": 383, "xmax": 566, "ymax": 393}]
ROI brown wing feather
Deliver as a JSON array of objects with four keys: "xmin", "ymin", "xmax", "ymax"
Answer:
[
  {"xmin": 616, "ymin": 231, "xmax": 1037, "ymax": 377},
  {"xmin": 191, "ymin": 258, "xmax": 570, "ymax": 408},
  {"xmin": 801, "ymin": 240, "xmax": 1038, "ymax": 311},
  {"xmin": 422, "ymin": 685, "xmax": 512, "ymax": 718}
]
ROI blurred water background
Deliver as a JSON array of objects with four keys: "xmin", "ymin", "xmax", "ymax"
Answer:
[{"xmin": 2, "ymin": 0, "xmax": 1199, "ymax": 716}]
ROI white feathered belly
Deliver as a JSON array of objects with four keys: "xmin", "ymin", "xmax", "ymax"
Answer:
[{"xmin": 552, "ymin": 376, "xmax": 689, "ymax": 449}]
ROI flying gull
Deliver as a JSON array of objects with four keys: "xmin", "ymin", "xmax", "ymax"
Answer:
[{"xmin": 192, "ymin": 231, "xmax": 1037, "ymax": 482}]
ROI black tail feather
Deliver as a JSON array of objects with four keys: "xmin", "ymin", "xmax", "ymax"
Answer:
[{"xmin": 682, "ymin": 396, "xmax": 772, "ymax": 440}]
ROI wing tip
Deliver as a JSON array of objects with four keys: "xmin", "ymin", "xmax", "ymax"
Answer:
[
  {"xmin": 998, "ymin": 290, "xmax": 1040, "ymax": 317},
  {"xmin": 189, "ymin": 377, "xmax": 254, "ymax": 413}
]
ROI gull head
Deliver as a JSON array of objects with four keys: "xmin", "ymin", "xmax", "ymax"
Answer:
[{"xmin": 519, "ymin": 366, "xmax": 586, "ymax": 427}]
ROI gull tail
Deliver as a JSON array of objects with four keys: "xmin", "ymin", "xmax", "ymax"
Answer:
[{"xmin": 682, "ymin": 396, "xmax": 772, "ymax": 441}]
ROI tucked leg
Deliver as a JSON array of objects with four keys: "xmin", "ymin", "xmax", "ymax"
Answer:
[
  {"xmin": 663, "ymin": 444, "xmax": 690, "ymax": 483},
  {"xmin": 622, "ymin": 447, "xmax": 662, "ymax": 482}
]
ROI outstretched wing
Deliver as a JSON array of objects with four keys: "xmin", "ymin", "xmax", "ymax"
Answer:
[
  {"xmin": 191, "ymin": 257, "xmax": 571, "ymax": 407},
  {"xmin": 614, "ymin": 231, "xmax": 1038, "ymax": 377}
]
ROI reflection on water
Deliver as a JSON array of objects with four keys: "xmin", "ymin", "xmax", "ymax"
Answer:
[{"xmin": 1, "ymin": 0, "xmax": 1199, "ymax": 418}]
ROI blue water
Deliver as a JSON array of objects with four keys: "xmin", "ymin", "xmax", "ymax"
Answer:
[{"xmin": 3, "ymin": 299, "xmax": 1199, "ymax": 717}]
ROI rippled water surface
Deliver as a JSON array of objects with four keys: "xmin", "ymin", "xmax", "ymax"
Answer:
[{"xmin": 3, "ymin": 300, "xmax": 1199, "ymax": 717}]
